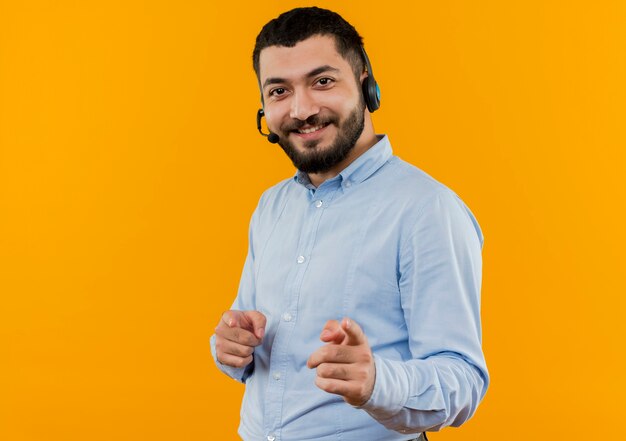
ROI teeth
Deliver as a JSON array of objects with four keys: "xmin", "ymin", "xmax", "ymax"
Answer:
[{"xmin": 298, "ymin": 124, "xmax": 325, "ymax": 134}]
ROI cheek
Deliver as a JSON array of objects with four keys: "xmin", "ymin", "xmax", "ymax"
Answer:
[
  {"xmin": 320, "ymin": 90, "xmax": 361, "ymax": 114},
  {"xmin": 264, "ymin": 102, "xmax": 290, "ymax": 129}
]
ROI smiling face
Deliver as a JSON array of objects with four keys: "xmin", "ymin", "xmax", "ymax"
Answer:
[{"xmin": 258, "ymin": 35, "xmax": 373, "ymax": 175}]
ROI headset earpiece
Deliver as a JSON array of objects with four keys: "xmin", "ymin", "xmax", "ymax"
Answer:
[{"xmin": 361, "ymin": 47, "xmax": 380, "ymax": 113}]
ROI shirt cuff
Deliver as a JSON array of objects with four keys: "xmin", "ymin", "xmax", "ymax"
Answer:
[
  {"xmin": 355, "ymin": 355, "xmax": 411, "ymax": 419},
  {"xmin": 209, "ymin": 334, "xmax": 251, "ymax": 383}
]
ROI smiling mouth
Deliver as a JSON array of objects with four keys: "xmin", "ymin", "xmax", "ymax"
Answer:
[{"xmin": 295, "ymin": 123, "xmax": 330, "ymax": 134}]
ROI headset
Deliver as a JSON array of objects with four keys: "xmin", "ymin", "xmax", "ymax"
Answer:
[
  {"xmin": 257, "ymin": 45, "xmax": 380, "ymax": 143},
  {"xmin": 360, "ymin": 46, "xmax": 381, "ymax": 113}
]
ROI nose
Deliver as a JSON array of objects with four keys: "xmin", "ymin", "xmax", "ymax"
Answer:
[{"xmin": 289, "ymin": 89, "xmax": 320, "ymax": 121}]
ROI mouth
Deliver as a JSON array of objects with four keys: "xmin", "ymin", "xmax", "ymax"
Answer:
[
  {"xmin": 296, "ymin": 123, "xmax": 328, "ymax": 134},
  {"xmin": 291, "ymin": 122, "xmax": 331, "ymax": 139}
]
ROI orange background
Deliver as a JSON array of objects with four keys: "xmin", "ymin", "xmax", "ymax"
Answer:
[{"xmin": 1, "ymin": 1, "xmax": 625, "ymax": 439}]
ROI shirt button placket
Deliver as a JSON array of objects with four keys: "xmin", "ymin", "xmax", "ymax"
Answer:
[{"xmin": 267, "ymin": 189, "xmax": 325, "ymax": 439}]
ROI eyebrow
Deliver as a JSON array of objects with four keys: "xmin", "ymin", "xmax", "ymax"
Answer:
[{"xmin": 262, "ymin": 65, "xmax": 340, "ymax": 89}]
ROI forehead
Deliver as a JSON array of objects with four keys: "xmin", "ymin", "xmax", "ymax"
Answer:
[{"xmin": 258, "ymin": 35, "xmax": 351, "ymax": 84}]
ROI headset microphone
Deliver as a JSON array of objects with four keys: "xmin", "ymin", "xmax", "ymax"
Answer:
[{"xmin": 257, "ymin": 109, "xmax": 280, "ymax": 144}]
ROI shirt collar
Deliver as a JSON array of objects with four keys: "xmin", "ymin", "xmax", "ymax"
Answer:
[{"xmin": 293, "ymin": 135, "xmax": 392, "ymax": 190}]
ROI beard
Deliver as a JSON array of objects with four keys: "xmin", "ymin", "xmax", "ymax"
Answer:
[{"xmin": 277, "ymin": 102, "xmax": 365, "ymax": 174}]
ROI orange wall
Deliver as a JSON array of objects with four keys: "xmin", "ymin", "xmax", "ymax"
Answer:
[{"xmin": 1, "ymin": 1, "xmax": 625, "ymax": 439}]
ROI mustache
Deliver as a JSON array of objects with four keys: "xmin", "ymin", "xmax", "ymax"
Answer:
[{"xmin": 280, "ymin": 114, "xmax": 338, "ymax": 132}]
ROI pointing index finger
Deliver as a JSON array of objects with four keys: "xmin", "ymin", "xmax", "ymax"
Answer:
[
  {"xmin": 320, "ymin": 320, "xmax": 345, "ymax": 344},
  {"xmin": 221, "ymin": 311, "xmax": 237, "ymax": 327},
  {"xmin": 341, "ymin": 317, "xmax": 367, "ymax": 346}
]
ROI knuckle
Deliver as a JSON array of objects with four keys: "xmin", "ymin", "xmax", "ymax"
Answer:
[
  {"xmin": 330, "ymin": 365, "xmax": 342, "ymax": 378},
  {"xmin": 317, "ymin": 364, "xmax": 331, "ymax": 378},
  {"xmin": 360, "ymin": 350, "xmax": 372, "ymax": 364},
  {"xmin": 357, "ymin": 385, "xmax": 367, "ymax": 399},
  {"xmin": 319, "ymin": 346, "xmax": 331, "ymax": 359},
  {"xmin": 323, "ymin": 380, "xmax": 337, "ymax": 394},
  {"xmin": 239, "ymin": 345, "xmax": 253, "ymax": 357},
  {"xmin": 231, "ymin": 329, "xmax": 240, "ymax": 340},
  {"xmin": 330, "ymin": 346, "xmax": 340, "ymax": 358},
  {"xmin": 314, "ymin": 376, "xmax": 324, "ymax": 389},
  {"xmin": 232, "ymin": 356, "xmax": 249, "ymax": 368},
  {"xmin": 356, "ymin": 368, "xmax": 368, "ymax": 381}
]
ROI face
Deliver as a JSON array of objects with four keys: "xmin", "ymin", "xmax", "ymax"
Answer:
[{"xmin": 258, "ymin": 35, "xmax": 366, "ymax": 174}]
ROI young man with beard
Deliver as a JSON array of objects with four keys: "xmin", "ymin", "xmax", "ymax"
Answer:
[{"xmin": 210, "ymin": 7, "xmax": 488, "ymax": 441}]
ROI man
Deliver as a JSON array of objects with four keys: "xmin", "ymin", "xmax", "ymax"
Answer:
[{"xmin": 210, "ymin": 7, "xmax": 488, "ymax": 441}]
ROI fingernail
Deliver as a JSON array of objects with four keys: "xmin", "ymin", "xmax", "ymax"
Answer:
[
  {"xmin": 258, "ymin": 328, "xmax": 265, "ymax": 339},
  {"xmin": 228, "ymin": 319, "xmax": 234, "ymax": 327},
  {"xmin": 320, "ymin": 330, "xmax": 331, "ymax": 339},
  {"xmin": 345, "ymin": 318, "xmax": 351, "ymax": 329}
]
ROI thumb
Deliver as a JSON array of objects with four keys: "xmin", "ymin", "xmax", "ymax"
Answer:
[
  {"xmin": 242, "ymin": 310, "xmax": 266, "ymax": 340},
  {"xmin": 341, "ymin": 317, "xmax": 367, "ymax": 346}
]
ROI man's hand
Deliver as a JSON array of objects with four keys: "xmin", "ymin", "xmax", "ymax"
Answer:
[
  {"xmin": 214, "ymin": 310, "xmax": 266, "ymax": 369},
  {"xmin": 307, "ymin": 317, "xmax": 376, "ymax": 406}
]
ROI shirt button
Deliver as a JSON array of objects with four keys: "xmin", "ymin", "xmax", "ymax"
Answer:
[
  {"xmin": 273, "ymin": 372, "xmax": 281, "ymax": 380},
  {"xmin": 296, "ymin": 255, "xmax": 305, "ymax": 264},
  {"xmin": 345, "ymin": 181, "xmax": 352, "ymax": 188},
  {"xmin": 314, "ymin": 200, "xmax": 323, "ymax": 208},
  {"xmin": 267, "ymin": 435, "xmax": 276, "ymax": 441},
  {"xmin": 282, "ymin": 312, "xmax": 292, "ymax": 322}
]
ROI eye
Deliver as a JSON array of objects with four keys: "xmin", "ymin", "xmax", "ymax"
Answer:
[
  {"xmin": 316, "ymin": 77, "xmax": 334, "ymax": 86},
  {"xmin": 269, "ymin": 87, "xmax": 286, "ymax": 97}
]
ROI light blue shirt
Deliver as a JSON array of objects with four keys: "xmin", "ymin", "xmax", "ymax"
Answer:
[{"xmin": 210, "ymin": 135, "xmax": 488, "ymax": 440}]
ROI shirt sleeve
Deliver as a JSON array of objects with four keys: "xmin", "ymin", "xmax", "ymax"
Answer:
[
  {"xmin": 357, "ymin": 190, "xmax": 489, "ymax": 434},
  {"xmin": 209, "ymin": 202, "xmax": 261, "ymax": 383}
]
